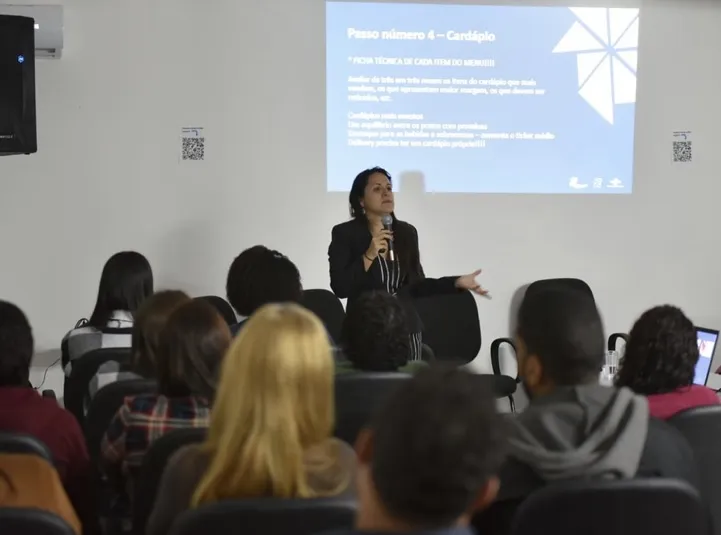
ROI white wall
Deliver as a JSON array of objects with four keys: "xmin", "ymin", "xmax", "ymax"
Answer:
[{"xmin": 2, "ymin": 0, "xmax": 721, "ymax": 381}]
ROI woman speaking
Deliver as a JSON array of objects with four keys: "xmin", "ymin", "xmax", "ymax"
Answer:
[{"xmin": 328, "ymin": 167, "xmax": 488, "ymax": 361}]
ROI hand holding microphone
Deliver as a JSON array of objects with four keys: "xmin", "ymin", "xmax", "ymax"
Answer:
[
  {"xmin": 366, "ymin": 216, "xmax": 394, "ymax": 260},
  {"xmin": 381, "ymin": 214, "xmax": 395, "ymax": 261}
]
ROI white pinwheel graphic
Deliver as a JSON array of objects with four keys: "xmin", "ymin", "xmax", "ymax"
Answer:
[{"xmin": 553, "ymin": 8, "xmax": 639, "ymax": 124}]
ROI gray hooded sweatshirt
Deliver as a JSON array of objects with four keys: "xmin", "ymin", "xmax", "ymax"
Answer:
[{"xmin": 507, "ymin": 384, "xmax": 649, "ymax": 481}]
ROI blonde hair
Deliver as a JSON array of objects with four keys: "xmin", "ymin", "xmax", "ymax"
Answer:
[{"xmin": 191, "ymin": 303, "xmax": 341, "ymax": 505}]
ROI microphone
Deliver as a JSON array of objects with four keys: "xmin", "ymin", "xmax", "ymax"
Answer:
[{"xmin": 381, "ymin": 214, "xmax": 394, "ymax": 261}]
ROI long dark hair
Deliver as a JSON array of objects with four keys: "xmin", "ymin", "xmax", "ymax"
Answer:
[
  {"xmin": 614, "ymin": 305, "xmax": 698, "ymax": 395},
  {"xmin": 88, "ymin": 251, "xmax": 154, "ymax": 328},
  {"xmin": 349, "ymin": 167, "xmax": 423, "ymax": 282}
]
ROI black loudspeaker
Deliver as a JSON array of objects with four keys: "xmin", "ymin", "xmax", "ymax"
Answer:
[{"xmin": 0, "ymin": 15, "xmax": 37, "ymax": 155}]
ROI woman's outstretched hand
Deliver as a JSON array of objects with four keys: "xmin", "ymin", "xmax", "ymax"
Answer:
[{"xmin": 455, "ymin": 269, "xmax": 491, "ymax": 298}]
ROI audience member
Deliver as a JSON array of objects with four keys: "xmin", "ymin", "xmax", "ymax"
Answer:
[
  {"xmin": 0, "ymin": 453, "xmax": 81, "ymax": 535},
  {"xmin": 327, "ymin": 367, "xmax": 506, "ymax": 535},
  {"xmin": 88, "ymin": 291, "xmax": 191, "ymax": 400},
  {"xmin": 147, "ymin": 303, "xmax": 354, "ymax": 535},
  {"xmin": 339, "ymin": 290, "xmax": 427, "ymax": 374},
  {"xmin": 615, "ymin": 305, "xmax": 720, "ymax": 419},
  {"xmin": 100, "ymin": 299, "xmax": 229, "ymax": 480},
  {"xmin": 225, "ymin": 245, "xmax": 303, "ymax": 334},
  {"xmin": 474, "ymin": 289, "xmax": 699, "ymax": 535},
  {"xmin": 0, "ymin": 301, "xmax": 95, "ymax": 531},
  {"xmin": 62, "ymin": 251, "xmax": 153, "ymax": 373}
]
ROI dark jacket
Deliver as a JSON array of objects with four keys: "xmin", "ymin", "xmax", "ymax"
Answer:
[
  {"xmin": 328, "ymin": 218, "xmax": 458, "ymax": 332},
  {"xmin": 473, "ymin": 385, "xmax": 700, "ymax": 535}
]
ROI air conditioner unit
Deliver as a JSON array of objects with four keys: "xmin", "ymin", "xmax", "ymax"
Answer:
[{"xmin": 0, "ymin": 4, "xmax": 63, "ymax": 58}]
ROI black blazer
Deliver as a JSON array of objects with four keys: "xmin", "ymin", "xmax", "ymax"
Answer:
[{"xmin": 328, "ymin": 218, "xmax": 459, "ymax": 333}]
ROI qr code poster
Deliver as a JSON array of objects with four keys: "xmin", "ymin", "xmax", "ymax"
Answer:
[
  {"xmin": 672, "ymin": 131, "xmax": 692, "ymax": 164},
  {"xmin": 180, "ymin": 127, "xmax": 205, "ymax": 162}
]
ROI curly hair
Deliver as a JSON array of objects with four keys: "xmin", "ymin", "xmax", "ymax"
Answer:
[
  {"xmin": 341, "ymin": 290, "xmax": 410, "ymax": 371},
  {"xmin": 614, "ymin": 305, "xmax": 698, "ymax": 395},
  {"xmin": 226, "ymin": 246, "xmax": 303, "ymax": 317}
]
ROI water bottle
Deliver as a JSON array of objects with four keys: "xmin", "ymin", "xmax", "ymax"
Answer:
[{"xmin": 599, "ymin": 350, "xmax": 619, "ymax": 386}]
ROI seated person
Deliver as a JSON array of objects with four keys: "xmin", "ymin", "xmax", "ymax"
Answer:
[
  {"xmin": 473, "ymin": 289, "xmax": 699, "ymax": 535},
  {"xmin": 330, "ymin": 367, "xmax": 506, "ymax": 535},
  {"xmin": 147, "ymin": 304, "xmax": 355, "ymax": 535},
  {"xmin": 0, "ymin": 301, "xmax": 94, "ymax": 531},
  {"xmin": 100, "ymin": 299, "xmax": 229, "ymax": 479},
  {"xmin": 62, "ymin": 251, "xmax": 153, "ymax": 373},
  {"xmin": 88, "ymin": 290, "xmax": 191, "ymax": 400},
  {"xmin": 338, "ymin": 290, "xmax": 427, "ymax": 374},
  {"xmin": 615, "ymin": 305, "xmax": 720, "ymax": 419},
  {"xmin": 0, "ymin": 453, "xmax": 81, "ymax": 535},
  {"xmin": 225, "ymin": 245, "xmax": 303, "ymax": 335}
]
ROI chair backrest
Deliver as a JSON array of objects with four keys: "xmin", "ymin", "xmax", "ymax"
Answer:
[
  {"xmin": 525, "ymin": 277, "xmax": 595, "ymax": 301},
  {"xmin": 669, "ymin": 405, "xmax": 721, "ymax": 534},
  {"xmin": 133, "ymin": 427, "xmax": 207, "ymax": 534},
  {"xmin": 168, "ymin": 497, "xmax": 356, "ymax": 535},
  {"xmin": 511, "ymin": 478, "xmax": 709, "ymax": 535},
  {"xmin": 413, "ymin": 290, "xmax": 481, "ymax": 363},
  {"xmin": 84, "ymin": 378, "xmax": 157, "ymax": 464},
  {"xmin": 0, "ymin": 432, "xmax": 53, "ymax": 463},
  {"xmin": 334, "ymin": 373, "xmax": 409, "ymax": 444},
  {"xmin": 63, "ymin": 347, "xmax": 132, "ymax": 426},
  {"xmin": 476, "ymin": 373, "xmax": 517, "ymax": 399},
  {"xmin": 195, "ymin": 296, "xmax": 236, "ymax": 326},
  {"xmin": 0, "ymin": 508, "xmax": 76, "ymax": 535},
  {"xmin": 300, "ymin": 289, "xmax": 345, "ymax": 344}
]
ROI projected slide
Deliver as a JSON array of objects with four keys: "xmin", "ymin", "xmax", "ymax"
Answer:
[{"xmin": 326, "ymin": 2, "xmax": 639, "ymax": 193}]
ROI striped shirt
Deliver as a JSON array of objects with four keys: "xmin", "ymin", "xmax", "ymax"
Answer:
[
  {"xmin": 100, "ymin": 393, "xmax": 210, "ymax": 475},
  {"xmin": 378, "ymin": 256, "xmax": 423, "ymax": 361},
  {"xmin": 62, "ymin": 311, "xmax": 134, "ymax": 375},
  {"xmin": 87, "ymin": 360, "xmax": 143, "ymax": 400}
]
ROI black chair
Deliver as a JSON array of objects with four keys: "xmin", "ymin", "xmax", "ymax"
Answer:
[
  {"xmin": 0, "ymin": 431, "xmax": 53, "ymax": 463},
  {"xmin": 491, "ymin": 278, "xmax": 626, "ymax": 412},
  {"xmin": 300, "ymin": 289, "xmax": 346, "ymax": 344},
  {"xmin": 0, "ymin": 508, "xmax": 76, "ymax": 535},
  {"xmin": 84, "ymin": 378, "xmax": 157, "ymax": 464},
  {"xmin": 196, "ymin": 296, "xmax": 236, "ymax": 326},
  {"xmin": 133, "ymin": 427, "xmax": 207, "ymax": 535},
  {"xmin": 511, "ymin": 478, "xmax": 710, "ymax": 535},
  {"xmin": 63, "ymin": 347, "xmax": 132, "ymax": 426},
  {"xmin": 670, "ymin": 406, "xmax": 721, "ymax": 535},
  {"xmin": 334, "ymin": 373, "xmax": 410, "ymax": 444},
  {"xmin": 413, "ymin": 290, "xmax": 481, "ymax": 364},
  {"xmin": 168, "ymin": 497, "xmax": 356, "ymax": 535}
]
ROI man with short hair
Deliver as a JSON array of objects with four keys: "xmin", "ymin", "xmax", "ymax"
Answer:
[
  {"xmin": 0, "ymin": 300, "xmax": 96, "ymax": 531},
  {"xmin": 225, "ymin": 245, "xmax": 303, "ymax": 335},
  {"xmin": 329, "ymin": 367, "xmax": 507, "ymax": 535},
  {"xmin": 474, "ymin": 288, "xmax": 699, "ymax": 533}
]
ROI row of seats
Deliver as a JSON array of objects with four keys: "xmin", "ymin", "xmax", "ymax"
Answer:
[
  {"xmin": 0, "ymin": 425, "xmax": 711, "ymax": 535},
  {"xmin": 306, "ymin": 280, "xmax": 629, "ymax": 411}
]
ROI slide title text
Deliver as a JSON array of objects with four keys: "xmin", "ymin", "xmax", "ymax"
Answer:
[{"xmin": 347, "ymin": 28, "xmax": 496, "ymax": 44}]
